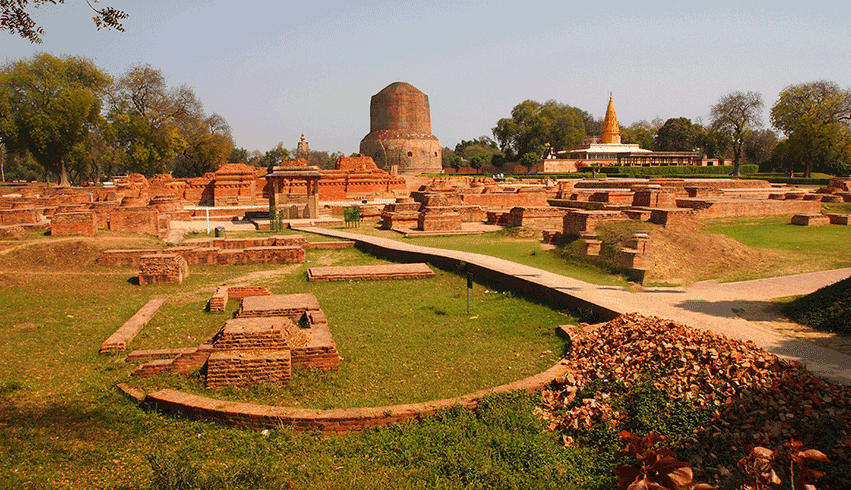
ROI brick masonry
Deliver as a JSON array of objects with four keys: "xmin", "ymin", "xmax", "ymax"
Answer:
[
  {"xmin": 307, "ymin": 263, "xmax": 435, "ymax": 282},
  {"xmin": 131, "ymin": 359, "xmax": 571, "ymax": 433},
  {"xmin": 138, "ymin": 254, "xmax": 189, "ymax": 285},
  {"xmin": 50, "ymin": 211, "xmax": 97, "ymax": 236},
  {"xmin": 100, "ymin": 298, "xmax": 168, "ymax": 353}
]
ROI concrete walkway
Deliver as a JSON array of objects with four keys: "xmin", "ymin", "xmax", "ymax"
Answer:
[{"xmin": 293, "ymin": 225, "xmax": 851, "ymax": 385}]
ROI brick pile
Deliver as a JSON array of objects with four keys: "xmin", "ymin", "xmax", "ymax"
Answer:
[{"xmin": 540, "ymin": 313, "xmax": 851, "ymax": 487}]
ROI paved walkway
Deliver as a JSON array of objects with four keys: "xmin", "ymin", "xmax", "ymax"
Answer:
[{"xmin": 294, "ymin": 226, "xmax": 851, "ymax": 385}]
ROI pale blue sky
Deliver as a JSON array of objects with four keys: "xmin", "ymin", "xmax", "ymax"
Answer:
[{"xmin": 3, "ymin": 0, "xmax": 850, "ymax": 154}]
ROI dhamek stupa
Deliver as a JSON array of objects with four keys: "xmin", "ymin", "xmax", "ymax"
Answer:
[{"xmin": 359, "ymin": 82, "xmax": 442, "ymax": 175}]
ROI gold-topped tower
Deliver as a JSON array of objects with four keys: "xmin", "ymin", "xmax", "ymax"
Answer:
[{"xmin": 601, "ymin": 95, "xmax": 620, "ymax": 144}]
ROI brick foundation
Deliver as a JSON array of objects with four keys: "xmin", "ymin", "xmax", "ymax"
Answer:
[
  {"xmin": 50, "ymin": 211, "xmax": 97, "ymax": 236},
  {"xmin": 139, "ymin": 254, "xmax": 189, "ymax": 285},
  {"xmin": 135, "ymin": 359, "xmax": 570, "ymax": 433},
  {"xmin": 100, "ymin": 298, "xmax": 168, "ymax": 353},
  {"xmin": 307, "ymin": 263, "xmax": 435, "ymax": 281}
]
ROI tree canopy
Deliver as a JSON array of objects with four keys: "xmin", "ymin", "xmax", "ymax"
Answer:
[
  {"xmin": 770, "ymin": 80, "xmax": 851, "ymax": 177},
  {"xmin": 654, "ymin": 117, "xmax": 701, "ymax": 152},
  {"xmin": 0, "ymin": 52, "xmax": 111, "ymax": 186},
  {"xmin": 709, "ymin": 90, "xmax": 764, "ymax": 175},
  {"xmin": 492, "ymin": 100, "xmax": 586, "ymax": 160},
  {"xmin": 1, "ymin": 0, "xmax": 127, "ymax": 43}
]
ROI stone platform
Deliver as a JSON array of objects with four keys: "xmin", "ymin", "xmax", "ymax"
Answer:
[{"xmin": 307, "ymin": 263, "xmax": 435, "ymax": 282}]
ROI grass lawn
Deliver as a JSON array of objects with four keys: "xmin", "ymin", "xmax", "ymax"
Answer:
[
  {"xmin": 0, "ymin": 231, "xmax": 593, "ymax": 489},
  {"xmin": 314, "ymin": 221, "xmax": 627, "ymax": 287},
  {"xmin": 703, "ymin": 215, "xmax": 851, "ymax": 279}
]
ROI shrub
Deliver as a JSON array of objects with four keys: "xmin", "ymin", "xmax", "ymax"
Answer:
[{"xmin": 782, "ymin": 276, "xmax": 851, "ymax": 334}]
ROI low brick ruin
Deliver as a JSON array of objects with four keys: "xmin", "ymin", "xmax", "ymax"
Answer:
[
  {"xmin": 50, "ymin": 211, "xmax": 97, "ymax": 236},
  {"xmin": 138, "ymin": 254, "xmax": 189, "ymax": 285},
  {"xmin": 129, "ymin": 292, "xmax": 340, "ymax": 389},
  {"xmin": 307, "ymin": 263, "xmax": 435, "ymax": 282},
  {"xmin": 209, "ymin": 286, "xmax": 273, "ymax": 312},
  {"xmin": 100, "ymin": 298, "xmax": 168, "ymax": 353},
  {"xmin": 98, "ymin": 235, "xmax": 314, "ymax": 268}
]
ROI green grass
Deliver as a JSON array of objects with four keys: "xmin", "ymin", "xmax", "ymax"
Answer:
[
  {"xmin": 312, "ymin": 223, "xmax": 627, "ymax": 287},
  {"xmin": 0, "ymin": 231, "xmax": 594, "ymax": 488},
  {"xmin": 783, "ymin": 276, "xmax": 851, "ymax": 334},
  {"xmin": 127, "ymin": 258, "xmax": 569, "ymax": 408},
  {"xmin": 703, "ymin": 216, "xmax": 851, "ymax": 270},
  {"xmin": 822, "ymin": 201, "xmax": 851, "ymax": 214}
]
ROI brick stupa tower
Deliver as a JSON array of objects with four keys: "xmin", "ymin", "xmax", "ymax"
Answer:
[{"xmin": 359, "ymin": 82, "xmax": 442, "ymax": 175}]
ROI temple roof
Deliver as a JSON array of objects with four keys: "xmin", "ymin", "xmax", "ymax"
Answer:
[{"xmin": 601, "ymin": 95, "xmax": 620, "ymax": 144}]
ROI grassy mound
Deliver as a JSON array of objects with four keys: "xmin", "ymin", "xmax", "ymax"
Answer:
[{"xmin": 783, "ymin": 276, "xmax": 851, "ymax": 334}]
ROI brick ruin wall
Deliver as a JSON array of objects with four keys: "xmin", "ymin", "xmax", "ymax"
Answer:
[
  {"xmin": 135, "ymin": 360, "xmax": 570, "ymax": 434},
  {"xmin": 139, "ymin": 254, "xmax": 189, "ymax": 285},
  {"xmin": 205, "ymin": 350, "xmax": 292, "ymax": 389},
  {"xmin": 50, "ymin": 211, "xmax": 97, "ymax": 236}
]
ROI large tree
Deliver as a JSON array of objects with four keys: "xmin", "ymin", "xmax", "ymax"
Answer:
[
  {"xmin": 654, "ymin": 117, "xmax": 701, "ymax": 152},
  {"xmin": 770, "ymin": 80, "xmax": 851, "ymax": 177},
  {"xmin": 709, "ymin": 90, "xmax": 764, "ymax": 176},
  {"xmin": 620, "ymin": 118, "xmax": 663, "ymax": 151},
  {"xmin": 107, "ymin": 64, "xmax": 203, "ymax": 176},
  {"xmin": 0, "ymin": 52, "xmax": 110, "ymax": 186},
  {"xmin": 492, "ymin": 100, "xmax": 585, "ymax": 160},
  {"xmin": 1, "ymin": 0, "xmax": 127, "ymax": 43}
]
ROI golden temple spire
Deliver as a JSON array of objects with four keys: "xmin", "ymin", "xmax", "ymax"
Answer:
[{"xmin": 601, "ymin": 94, "xmax": 621, "ymax": 144}]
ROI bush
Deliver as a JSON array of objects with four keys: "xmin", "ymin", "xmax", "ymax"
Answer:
[
  {"xmin": 598, "ymin": 165, "xmax": 758, "ymax": 177},
  {"xmin": 783, "ymin": 276, "xmax": 851, "ymax": 334}
]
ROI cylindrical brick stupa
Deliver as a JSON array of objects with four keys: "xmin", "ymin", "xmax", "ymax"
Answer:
[{"xmin": 359, "ymin": 82, "xmax": 442, "ymax": 175}]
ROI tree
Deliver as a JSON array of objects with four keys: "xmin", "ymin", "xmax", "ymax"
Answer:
[
  {"xmin": 770, "ymin": 80, "xmax": 851, "ymax": 177},
  {"xmin": 172, "ymin": 113, "xmax": 234, "ymax": 177},
  {"xmin": 654, "ymin": 117, "xmax": 700, "ymax": 152},
  {"xmin": 449, "ymin": 155, "xmax": 463, "ymax": 170},
  {"xmin": 620, "ymin": 119, "xmax": 662, "ymax": 151},
  {"xmin": 493, "ymin": 100, "xmax": 585, "ymax": 160},
  {"xmin": 709, "ymin": 91, "xmax": 764, "ymax": 176},
  {"xmin": 107, "ymin": 64, "xmax": 206, "ymax": 176},
  {"xmin": 229, "ymin": 147, "xmax": 249, "ymax": 164},
  {"xmin": 1, "ymin": 0, "xmax": 127, "ymax": 44},
  {"xmin": 0, "ymin": 52, "xmax": 111, "ymax": 186},
  {"xmin": 261, "ymin": 143, "xmax": 290, "ymax": 167},
  {"xmin": 519, "ymin": 152, "xmax": 539, "ymax": 168},
  {"xmin": 696, "ymin": 128, "xmax": 732, "ymax": 161},
  {"xmin": 744, "ymin": 129, "xmax": 778, "ymax": 169}
]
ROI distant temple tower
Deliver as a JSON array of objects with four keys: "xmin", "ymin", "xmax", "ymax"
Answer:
[
  {"xmin": 296, "ymin": 132, "xmax": 310, "ymax": 159},
  {"xmin": 359, "ymin": 82, "xmax": 442, "ymax": 175},
  {"xmin": 601, "ymin": 95, "xmax": 621, "ymax": 144}
]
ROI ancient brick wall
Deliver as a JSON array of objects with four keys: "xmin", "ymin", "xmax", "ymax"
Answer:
[
  {"xmin": 138, "ymin": 254, "xmax": 189, "ymax": 285},
  {"xmin": 50, "ymin": 211, "xmax": 97, "ymax": 236},
  {"xmin": 137, "ymin": 360, "xmax": 570, "ymax": 433},
  {"xmin": 562, "ymin": 210, "xmax": 628, "ymax": 235},
  {"xmin": 0, "ymin": 208, "xmax": 40, "ymax": 225},
  {"xmin": 109, "ymin": 207, "xmax": 162, "ymax": 236},
  {"xmin": 205, "ymin": 350, "xmax": 291, "ymax": 389},
  {"xmin": 508, "ymin": 207, "xmax": 568, "ymax": 229}
]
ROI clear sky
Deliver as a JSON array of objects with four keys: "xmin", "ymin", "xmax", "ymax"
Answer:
[{"xmin": 3, "ymin": 0, "xmax": 850, "ymax": 155}]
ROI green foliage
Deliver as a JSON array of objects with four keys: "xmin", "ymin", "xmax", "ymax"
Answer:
[
  {"xmin": 352, "ymin": 392, "xmax": 601, "ymax": 489},
  {"xmin": 450, "ymin": 155, "xmax": 463, "ymax": 169},
  {"xmin": 654, "ymin": 117, "xmax": 701, "ymax": 152},
  {"xmin": 770, "ymin": 80, "xmax": 851, "ymax": 177},
  {"xmin": 493, "ymin": 100, "xmax": 586, "ymax": 160},
  {"xmin": 783, "ymin": 276, "xmax": 851, "ymax": 334},
  {"xmin": 599, "ymin": 165, "xmax": 758, "ymax": 177},
  {"xmin": 519, "ymin": 152, "xmax": 540, "ymax": 168},
  {"xmin": 0, "ymin": 0, "xmax": 127, "ymax": 44},
  {"xmin": 0, "ymin": 52, "xmax": 111, "ymax": 185}
]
